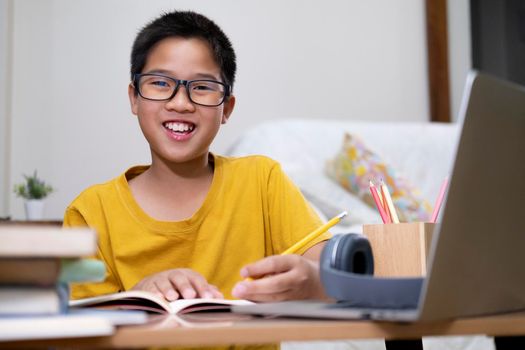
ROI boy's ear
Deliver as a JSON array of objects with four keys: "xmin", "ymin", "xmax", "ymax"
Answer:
[
  {"xmin": 221, "ymin": 95, "xmax": 236, "ymax": 124},
  {"xmin": 128, "ymin": 83, "xmax": 139, "ymax": 116}
]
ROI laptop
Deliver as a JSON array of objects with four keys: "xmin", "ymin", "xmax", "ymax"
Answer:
[{"xmin": 232, "ymin": 71, "xmax": 525, "ymax": 322}]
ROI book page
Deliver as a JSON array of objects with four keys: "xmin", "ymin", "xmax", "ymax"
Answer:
[
  {"xmin": 168, "ymin": 298, "xmax": 254, "ymax": 315},
  {"xmin": 69, "ymin": 290, "xmax": 172, "ymax": 313},
  {"xmin": 69, "ymin": 291, "xmax": 254, "ymax": 315},
  {"xmin": 151, "ymin": 311, "xmax": 255, "ymax": 328}
]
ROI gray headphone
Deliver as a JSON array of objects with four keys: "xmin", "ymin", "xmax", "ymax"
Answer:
[{"xmin": 320, "ymin": 233, "xmax": 424, "ymax": 308}]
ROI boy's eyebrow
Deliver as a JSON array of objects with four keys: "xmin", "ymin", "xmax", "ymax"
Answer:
[{"xmin": 143, "ymin": 69, "xmax": 222, "ymax": 82}]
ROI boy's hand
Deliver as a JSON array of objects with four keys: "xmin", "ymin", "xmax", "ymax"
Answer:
[
  {"xmin": 231, "ymin": 255, "xmax": 326, "ymax": 302},
  {"xmin": 131, "ymin": 268, "xmax": 223, "ymax": 301}
]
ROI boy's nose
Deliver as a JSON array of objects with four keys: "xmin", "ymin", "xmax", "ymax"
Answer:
[{"xmin": 165, "ymin": 85, "xmax": 195, "ymax": 112}]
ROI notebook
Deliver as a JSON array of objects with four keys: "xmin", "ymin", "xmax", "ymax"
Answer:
[{"xmin": 233, "ymin": 71, "xmax": 525, "ymax": 322}]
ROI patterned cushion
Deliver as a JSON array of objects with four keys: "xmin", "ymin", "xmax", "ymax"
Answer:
[{"xmin": 325, "ymin": 133, "xmax": 432, "ymax": 222}]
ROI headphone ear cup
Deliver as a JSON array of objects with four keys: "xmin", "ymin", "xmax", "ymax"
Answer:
[
  {"xmin": 332, "ymin": 233, "xmax": 374, "ymax": 275},
  {"xmin": 321, "ymin": 234, "xmax": 421, "ymax": 305},
  {"xmin": 320, "ymin": 234, "xmax": 341, "ymax": 270}
]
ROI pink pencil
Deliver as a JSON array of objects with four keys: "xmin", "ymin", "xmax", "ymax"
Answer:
[
  {"xmin": 369, "ymin": 181, "xmax": 391, "ymax": 224},
  {"xmin": 430, "ymin": 176, "xmax": 449, "ymax": 223}
]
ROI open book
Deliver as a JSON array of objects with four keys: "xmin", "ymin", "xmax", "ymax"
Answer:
[{"xmin": 69, "ymin": 290, "xmax": 254, "ymax": 315}]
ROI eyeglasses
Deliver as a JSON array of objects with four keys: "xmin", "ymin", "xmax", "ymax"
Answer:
[{"xmin": 133, "ymin": 73, "xmax": 231, "ymax": 107}]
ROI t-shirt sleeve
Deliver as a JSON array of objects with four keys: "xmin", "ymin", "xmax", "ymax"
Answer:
[
  {"xmin": 63, "ymin": 205, "xmax": 122, "ymax": 299},
  {"xmin": 265, "ymin": 161, "xmax": 332, "ymax": 256}
]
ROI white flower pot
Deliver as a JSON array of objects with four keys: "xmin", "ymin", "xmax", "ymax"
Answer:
[{"xmin": 24, "ymin": 199, "xmax": 45, "ymax": 221}]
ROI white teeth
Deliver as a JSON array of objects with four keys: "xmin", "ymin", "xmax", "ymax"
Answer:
[{"xmin": 164, "ymin": 122, "xmax": 194, "ymax": 132}]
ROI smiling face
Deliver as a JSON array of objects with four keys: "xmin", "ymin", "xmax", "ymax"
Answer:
[{"xmin": 128, "ymin": 37, "xmax": 235, "ymax": 167}]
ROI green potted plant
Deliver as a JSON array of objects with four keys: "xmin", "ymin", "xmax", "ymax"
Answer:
[{"xmin": 13, "ymin": 170, "xmax": 54, "ymax": 220}]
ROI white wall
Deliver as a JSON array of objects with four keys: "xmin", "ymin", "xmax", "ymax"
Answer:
[
  {"xmin": 448, "ymin": 0, "xmax": 472, "ymax": 121},
  {"xmin": 3, "ymin": 0, "xmax": 470, "ymax": 220},
  {"xmin": 0, "ymin": 0, "xmax": 11, "ymax": 218}
]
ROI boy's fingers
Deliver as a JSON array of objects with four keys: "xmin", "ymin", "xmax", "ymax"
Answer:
[
  {"xmin": 211, "ymin": 289, "xmax": 224, "ymax": 299},
  {"xmin": 241, "ymin": 255, "xmax": 299, "ymax": 278},
  {"xmin": 232, "ymin": 271, "xmax": 294, "ymax": 300},
  {"xmin": 208, "ymin": 285, "xmax": 224, "ymax": 299},
  {"xmin": 134, "ymin": 281, "xmax": 165, "ymax": 300},
  {"xmin": 188, "ymin": 274, "xmax": 216, "ymax": 299},
  {"xmin": 168, "ymin": 273, "xmax": 197, "ymax": 299},
  {"xmin": 154, "ymin": 279, "xmax": 180, "ymax": 301},
  {"xmin": 133, "ymin": 269, "xmax": 223, "ymax": 300}
]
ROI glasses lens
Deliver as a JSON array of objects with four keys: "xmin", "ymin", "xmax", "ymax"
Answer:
[
  {"xmin": 138, "ymin": 75, "xmax": 176, "ymax": 100},
  {"xmin": 188, "ymin": 80, "xmax": 226, "ymax": 106}
]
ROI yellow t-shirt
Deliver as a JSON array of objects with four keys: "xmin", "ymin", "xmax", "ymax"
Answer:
[{"xmin": 64, "ymin": 154, "xmax": 331, "ymax": 300}]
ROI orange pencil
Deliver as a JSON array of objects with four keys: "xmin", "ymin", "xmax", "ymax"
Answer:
[
  {"xmin": 378, "ymin": 187, "xmax": 391, "ymax": 221},
  {"xmin": 380, "ymin": 180, "xmax": 399, "ymax": 223}
]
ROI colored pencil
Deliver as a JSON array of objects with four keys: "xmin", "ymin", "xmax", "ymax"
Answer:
[
  {"xmin": 281, "ymin": 211, "xmax": 348, "ymax": 255},
  {"xmin": 430, "ymin": 176, "xmax": 449, "ymax": 223},
  {"xmin": 380, "ymin": 180, "xmax": 400, "ymax": 223},
  {"xmin": 369, "ymin": 181, "xmax": 391, "ymax": 224}
]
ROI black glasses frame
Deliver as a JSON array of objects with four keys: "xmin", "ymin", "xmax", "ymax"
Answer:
[{"xmin": 133, "ymin": 73, "xmax": 231, "ymax": 107}]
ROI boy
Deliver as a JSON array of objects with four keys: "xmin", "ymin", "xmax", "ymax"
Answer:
[{"xmin": 64, "ymin": 10, "xmax": 330, "ymax": 303}]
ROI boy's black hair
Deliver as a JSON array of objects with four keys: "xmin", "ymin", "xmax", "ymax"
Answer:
[{"xmin": 131, "ymin": 10, "xmax": 236, "ymax": 90}]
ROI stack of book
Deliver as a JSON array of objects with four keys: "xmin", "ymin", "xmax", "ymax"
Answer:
[{"xmin": 0, "ymin": 225, "xmax": 105, "ymax": 317}]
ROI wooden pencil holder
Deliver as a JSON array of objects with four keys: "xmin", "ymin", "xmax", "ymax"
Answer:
[{"xmin": 362, "ymin": 222, "xmax": 436, "ymax": 277}]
